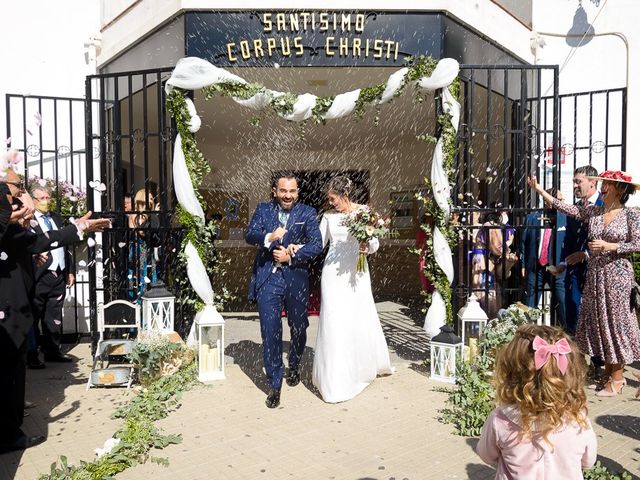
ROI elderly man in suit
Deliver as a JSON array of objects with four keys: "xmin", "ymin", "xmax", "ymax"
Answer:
[
  {"xmin": 519, "ymin": 188, "xmax": 567, "ymax": 328},
  {"xmin": 27, "ymin": 185, "xmax": 76, "ymax": 366},
  {"xmin": 0, "ymin": 166, "xmax": 110, "ymax": 452},
  {"xmin": 245, "ymin": 172, "xmax": 323, "ymax": 408}
]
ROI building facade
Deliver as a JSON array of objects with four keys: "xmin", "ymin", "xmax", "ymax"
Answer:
[
  {"xmin": 4, "ymin": 1, "xmax": 635, "ymax": 324},
  {"xmin": 91, "ymin": 1, "xmax": 547, "ymax": 310}
]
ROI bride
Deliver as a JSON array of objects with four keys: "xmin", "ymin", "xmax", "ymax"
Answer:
[{"xmin": 306, "ymin": 176, "xmax": 393, "ymax": 403}]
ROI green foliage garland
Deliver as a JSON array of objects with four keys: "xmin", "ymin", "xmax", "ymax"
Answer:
[
  {"xmin": 354, "ymin": 84, "xmax": 386, "ymax": 119},
  {"xmin": 166, "ymin": 90, "xmax": 232, "ymax": 314},
  {"xmin": 199, "ymin": 56, "xmax": 445, "ymax": 126},
  {"xmin": 415, "ymin": 87, "xmax": 460, "ymax": 323},
  {"xmin": 311, "ymin": 95, "xmax": 335, "ymax": 124},
  {"xmin": 39, "ymin": 362, "xmax": 198, "ymax": 479}
]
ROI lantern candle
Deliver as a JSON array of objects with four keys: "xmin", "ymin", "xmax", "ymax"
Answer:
[
  {"xmin": 200, "ymin": 344, "xmax": 210, "ymax": 371},
  {"xmin": 468, "ymin": 338, "xmax": 478, "ymax": 363}
]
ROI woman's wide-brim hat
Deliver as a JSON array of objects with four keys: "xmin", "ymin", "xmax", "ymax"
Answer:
[{"xmin": 587, "ymin": 170, "xmax": 640, "ymax": 190}]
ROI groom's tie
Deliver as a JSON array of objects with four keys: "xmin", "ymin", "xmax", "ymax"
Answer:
[
  {"xmin": 278, "ymin": 209, "xmax": 289, "ymax": 228},
  {"xmin": 273, "ymin": 208, "xmax": 290, "ymax": 273}
]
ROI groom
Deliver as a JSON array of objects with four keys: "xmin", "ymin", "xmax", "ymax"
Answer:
[{"xmin": 245, "ymin": 172, "xmax": 323, "ymax": 408}]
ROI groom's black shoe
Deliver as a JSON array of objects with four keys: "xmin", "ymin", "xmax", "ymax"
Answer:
[
  {"xmin": 265, "ymin": 388, "xmax": 281, "ymax": 408},
  {"xmin": 286, "ymin": 369, "xmax": 300, "ymax": 387}
]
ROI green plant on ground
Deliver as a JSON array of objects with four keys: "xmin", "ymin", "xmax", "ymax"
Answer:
[
  {"xmin": 478, "ymin": 304, "xmax": 538, "ymax": 362},
  {"xmin": 583, "ymin": 461, "xmax": 633, "ymax": 480},
  {"xmin": 438, "ymin": 304, "xmax": 542, "ymax": 436},
  {"xmin": 39, "ymin": 357, "xmax": 198, "ymax": 479},
  {"xmin": 128, "ymin": 331, "xmax": 187, "ymax": 387},
  {"xmin": 438, "ymin": 360, "xmax": 494, "ymax": 437},
  {"xmin": 631, "ymin": 252, "xmax": 640, "ymax": 284}
]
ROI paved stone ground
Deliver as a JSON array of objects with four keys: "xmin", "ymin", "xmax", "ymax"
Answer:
[{"xmin": 3, "ymin": 302, "xmax": 640, "ymax": 479}]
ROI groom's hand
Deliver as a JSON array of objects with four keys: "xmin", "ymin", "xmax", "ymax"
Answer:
[
  {"xmin": 268, "ymin": 227, "xmax": 287, "ymax": 243},
  {"xmin": 273, "ymin": 245, "xmax": 290, "ymax": 263}
]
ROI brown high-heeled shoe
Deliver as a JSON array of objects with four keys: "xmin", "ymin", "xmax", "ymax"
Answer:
[{"xmin": 595, "ymin": 378, "xmax": 627, "ymax": 397}]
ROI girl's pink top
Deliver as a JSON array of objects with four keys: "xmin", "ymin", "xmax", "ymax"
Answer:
[{"xmin": 476, "ymin": 405, "xmax": 597, "ymax": 480}]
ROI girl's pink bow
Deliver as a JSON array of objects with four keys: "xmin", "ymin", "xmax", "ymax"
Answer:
[{"xmin": 532, "ymin": 336, "xmax": 571, "ymax": 375}]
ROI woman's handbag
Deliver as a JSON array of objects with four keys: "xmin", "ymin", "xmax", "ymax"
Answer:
[{"xmin": 630, "ymin": 283, "xmax": 640, "ymax": 312}]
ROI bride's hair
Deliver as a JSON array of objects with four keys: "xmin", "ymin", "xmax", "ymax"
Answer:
[{"xmin": 325, "ymin": 175, "xmax": 352, "ymax": 197}]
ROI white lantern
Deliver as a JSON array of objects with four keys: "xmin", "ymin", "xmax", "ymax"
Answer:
[
  {"xmin": 197, "ymin": 311, "xmax": 225, "ymax": 382},
  {"xmin": 141, "ymin": 281, "xmax": 175, "ymax": 332},
  {"xmin": 430, "ymin": 325, "xmax": 463, "ymax": 384},
  {"xmin": 457, "ymin": 294, "xmax": 488, "ymax": 362}
]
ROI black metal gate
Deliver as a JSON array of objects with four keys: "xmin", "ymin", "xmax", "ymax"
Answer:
[
  {"xmin": 83, "ymin": 67, "xmax": 191, "ymax": 341},
  {"xmin": 452, "ymin": 64, "xmax": 626, "ymax": 324},
  {"xmin": 5, "ymin": 93, "xmax": 94, "ymax": 341}
]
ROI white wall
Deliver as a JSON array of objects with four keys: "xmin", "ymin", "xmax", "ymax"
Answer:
[
  {"xmin": 0, "ymin": 0, "xmax": 101, "ymax": 334},
  {"xmin": 0, "ymin": 1, "xmax": 101, "ymax": 138},
  {"xmin": 533, "ymin": 0, "xmax": 638, "ymax": 202}
]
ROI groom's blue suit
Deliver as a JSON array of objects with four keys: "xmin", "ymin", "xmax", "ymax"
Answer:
[{"xmin": 245, "ymin": 200, "xmax": 323, "ymax": 389}]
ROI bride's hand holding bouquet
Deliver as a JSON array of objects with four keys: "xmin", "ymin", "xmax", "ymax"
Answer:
[{"xmin": 341, "ymin": 206, "xmax": 391, "ymax": 272}]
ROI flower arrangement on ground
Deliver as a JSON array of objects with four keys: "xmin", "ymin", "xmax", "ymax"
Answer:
[
  {"xmin": 128, "ymin": 330, "xmax": 192, "ymax": 387},
  {"xmin": 341, "ymin": 206, "xmax": 392, "ymax": 272}
]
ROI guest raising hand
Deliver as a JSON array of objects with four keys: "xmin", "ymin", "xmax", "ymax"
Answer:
[{"xmin": 527, "ymin": 172, "xmax": 640, "ymax": 396}]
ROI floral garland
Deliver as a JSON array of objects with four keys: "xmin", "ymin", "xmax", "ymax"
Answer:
[
  {"xmin": 166, "ymin": 55, "xmax": 460, "ymax": 332},
  {"xmin": 416, "ymin": 82, "xmax": 460, "ymax": 323},
  {"xmin": 166, "ymin": 93, "xmax": 233, "ymax": 314}
]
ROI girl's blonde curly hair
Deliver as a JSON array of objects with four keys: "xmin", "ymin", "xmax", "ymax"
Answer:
[{"xmin": 493, "ymin": 324, "xmax": 588, "ymax": 443}]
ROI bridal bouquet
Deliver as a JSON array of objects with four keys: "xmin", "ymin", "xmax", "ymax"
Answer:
[{"xmin": 341, "ymin": 206, "xmax": 391, "ymax": 272}]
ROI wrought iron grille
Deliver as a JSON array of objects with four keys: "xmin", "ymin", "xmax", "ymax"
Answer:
[
  {"xmin": 5, "ymin": 93, "xmax": 95, "ymax": 340},
  {"xmin": 84, "ymin": 67, "xmax": 195, "ymax": 340}
]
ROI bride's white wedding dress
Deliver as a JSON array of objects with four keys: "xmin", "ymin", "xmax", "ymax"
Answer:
[{"xmin": 312, "ymin": 211, "xmax": 393, "ymax": 403}]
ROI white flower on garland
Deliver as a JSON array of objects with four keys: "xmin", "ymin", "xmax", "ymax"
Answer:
[{"xmin": 95, "ymin": 437, "xmax": 120, "ymax": 458}]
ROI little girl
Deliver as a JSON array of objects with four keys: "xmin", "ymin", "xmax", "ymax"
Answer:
[{"xmin": 476, "ymin": 324, "xmax": 597, "ymax": 479}]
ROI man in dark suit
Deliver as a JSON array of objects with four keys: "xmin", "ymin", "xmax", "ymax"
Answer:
[
  {"xmin": 0, "ymin": 168, "xmax": 110, "ymax": 452},
  {"xmin": 245, "ymin": 172, "xmax": 323, "ymax": 408},
  {"xmin": 519, "ymin": 188, "xmax": 567, "ymax": 328},
  {"xmin": 28, "ymin": 185, "xmax": 75, "ymax": 365},
  {"xmin": 553, "ymin": 166, "xmax": 603, "ymax": 335}
]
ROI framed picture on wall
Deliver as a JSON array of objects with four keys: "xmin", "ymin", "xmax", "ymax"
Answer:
[
  {"xmin": 390, "ymin": 190, "xmax": 419, "ymax": 238},
  {"xmin": 199, "ymin": 189, "xmax": 249, "ymax": 240}
]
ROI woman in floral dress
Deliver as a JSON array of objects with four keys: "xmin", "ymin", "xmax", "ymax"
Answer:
[{"xmin": 528, "ymin": 171, "xmax": 640, "ymax": 397}]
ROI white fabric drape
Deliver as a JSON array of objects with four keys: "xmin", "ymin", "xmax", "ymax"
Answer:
[
  {"xmin": 423, "ymin": 85, "xmax": 461, "ymax": 336},
  {"xmin": 430, "ymin": 138, "xmax": 451, "ymax": 217},
  {"xmin": 166, "ymin": 56, "xmax": 459, "ymax": 122},
  {"xmin": 433, "ymin": 227, "xmax": 454, "ymax": 284},
  {"xmin": 424, "ymin": 290, "xmax": 447, "ymax": 338},
  {"xmin": 172, "ymin": 133, "xmax": 205, "ymax": 221},
  {"xmin": 185, "ymin": 241, "xmax": 224, "ymax": 348}
]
